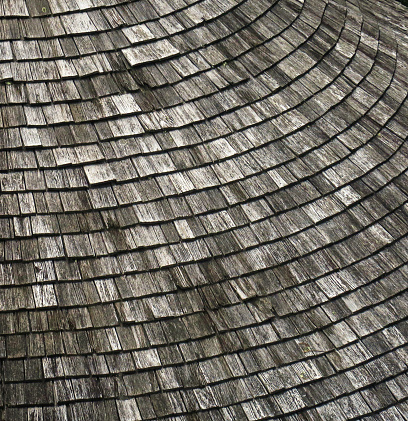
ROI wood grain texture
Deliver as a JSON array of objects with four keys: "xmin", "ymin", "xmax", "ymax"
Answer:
[{"xmin": 0, "ymin": 0, "xmax": 407, "ymax": 419}]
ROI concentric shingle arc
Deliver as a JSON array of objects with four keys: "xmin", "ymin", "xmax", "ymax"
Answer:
[{"xmin": 0, "ymin": 0, "xmax": 408, "ymax": 420}]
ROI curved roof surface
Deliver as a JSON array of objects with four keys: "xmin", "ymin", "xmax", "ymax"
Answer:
[{"xmin": 0, "ymin": 0, "xmax": 408, "ymax": 419}]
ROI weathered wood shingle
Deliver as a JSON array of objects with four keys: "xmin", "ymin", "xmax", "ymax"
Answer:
[{"xmin": 0, "ymin": 0, "xmax": 407, "ymax": 419}]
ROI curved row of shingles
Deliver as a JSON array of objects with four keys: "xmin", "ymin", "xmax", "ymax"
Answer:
[
  {"xmin": 2, "ymin": 220, "xmax": 408, "ymax": 416},
  {"xmin": 0, "ymin": 0, "xmax": 408, "ymax": 417},
  {"xmin": 0, "ymin": 0, "xmax": 330, "ymax": 418},
  {"xmin": 0, "ymin": 0, "xmax": 273, "ymax": 82},
  {"xmin": 0, "ymin": 0, "xmax": 402, "ymax": 368},
  {"xmin": 2, "ymin": 0, "xmax": 215, "ymax": 19},
  {"xmin": 0, "ymin": 2, "xmax": 396, "ymax": 227},
  {"xmin": 0, "ymin": 4, "xmax": 399, "ymax": 197},
  {"xmin": 3, "ymin": 0, "xmax": 221, "ymax": 18},
  {"xmin": 1, "ymin": 12, "xmax": 406, "ymax": 275},
  {"xmin": 0, "ymin": 0, "xmax": 404, "ymax": 316},
  {"xmin": 2, "ymin": 63, "xmax": 404, "ymax": 421},
  {"xmin": 0, "ymin": 0, "xmax": 338, "ymax": 256},
  {"xmin": 0, "ymin": 1, "xmax": 297, "ymax": 134}
]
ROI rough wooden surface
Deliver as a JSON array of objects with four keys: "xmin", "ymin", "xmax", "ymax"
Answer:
[{"xmin": 0, "ymin": 0, "xmax": 407, "ymax": 419}]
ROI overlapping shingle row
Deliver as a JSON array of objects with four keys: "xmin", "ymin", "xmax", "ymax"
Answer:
[{"xmin": 0, "ymin": 0, "xmax": 407, "ymax": 419}]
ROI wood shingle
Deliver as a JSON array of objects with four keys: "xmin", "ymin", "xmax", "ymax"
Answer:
[{"xmin": 0, "ymin": 0, "xmax": 407, "ymax": 419}]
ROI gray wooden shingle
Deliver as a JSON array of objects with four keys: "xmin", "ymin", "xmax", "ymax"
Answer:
[{"xmin": 0, "ymin": 0, "xmax": 407, "ymax": 419}]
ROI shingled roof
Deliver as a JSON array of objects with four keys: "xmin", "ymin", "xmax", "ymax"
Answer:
[{"xmin": 1, "ymin": 0, "xmax": 408, "ymax": 419}]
